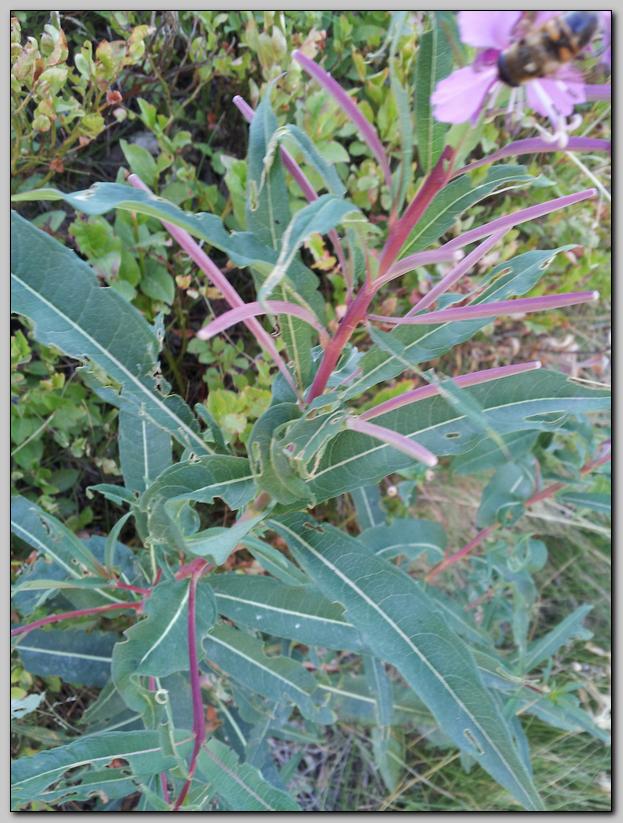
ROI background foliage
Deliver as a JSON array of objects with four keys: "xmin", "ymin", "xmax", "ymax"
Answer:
[{"xmin": 11, "ymin": 11, "xmax": 610, "ymax": 812}]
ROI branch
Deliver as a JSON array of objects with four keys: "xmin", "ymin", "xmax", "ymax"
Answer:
[
  {"xmin": 451, "ymin": 137, "xmax": 610, "ymax": 179},
  {"xmin": 425, "ymin": 441, "xmax": 611, "ymax": 582},
  {"xmin": 11, "ymin": 601, "xmax": 141, "ymax": 637},
  {"xmin": 127, "ymin": 174, "xmax": 299, "ymax": 399}
]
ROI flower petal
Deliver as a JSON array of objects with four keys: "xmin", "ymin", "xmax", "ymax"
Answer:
[
  {"xmin": 526, "ymin": 74, "xmax": 585, "ymax": 119},
  {"xmin": 458, "ymin": 11, "xmax": 521, "ymax": 49},
  {"xmin": 431, "ymin": 65, "xmax": 497, "ymax": 124}
]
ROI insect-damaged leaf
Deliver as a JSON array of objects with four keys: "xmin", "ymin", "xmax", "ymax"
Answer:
[{"xmin": 271, "ymin": 514, "xmax": 543, "ymax": 810}]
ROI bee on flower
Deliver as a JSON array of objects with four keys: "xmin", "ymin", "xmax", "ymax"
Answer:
[{"xmin": 431, "ymin": 11, "xmax": 611, "ymax": 148}]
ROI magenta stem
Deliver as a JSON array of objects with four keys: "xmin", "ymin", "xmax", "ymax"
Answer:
[
  {"xmin": 197, "ymin": 299, "xmax": 329, "ymax": 345},
  {"xmin": 127, "ymin": 175, "xmax": 298, "ymax": 398},
  {"xmin": 232, "ymin": 95, "xmax": 349, "ymax": 294},
  {"xmin": 439, "ymin": 188, "xmax": 597, "ymax": 255},
  {"xmin": 407, "ymin": 230, "xmax": 506, "ymax": 316},
  {"xmin": 293, "ymin": 49, "xmax": 392, "ymax": 194},
  {"xmin": 306, "ymin": 281, "xmax": 373, "ymax": 402},
  {"xmin": 11, "ymin": 601, "xmax": 141, "ymax": 637},
  {"xmin": 306, "ymin": 148, "xmax": 457, "ymax": 403},
  {"xmin": 369, "ymin": 290, "xmax": 598, "ymax": 326},
  {"xmin": 451, "ymin": 137, "xmax": 610, "ymax": 178},
  {"xmin": 346, "ymin": 416, "xmax": 438, "ymax": 467},
  {"xmin": 360, "ymin": 361, "xmax": 541, "ymax": 421},
  {"xmin": 374, "ymin": 247, "xmax": 459, "ymax": 290}
]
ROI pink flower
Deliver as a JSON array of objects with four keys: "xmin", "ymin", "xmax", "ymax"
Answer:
[{"xmin": 431, "ymin": 11, "xmax": 600, "ymax": 148}]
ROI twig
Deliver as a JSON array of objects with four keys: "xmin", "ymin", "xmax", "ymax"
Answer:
[{"xmin": 425, "ymin": 441, "xmax": 611, "ymax": 582}]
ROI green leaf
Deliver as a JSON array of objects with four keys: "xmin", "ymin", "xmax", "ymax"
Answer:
[
  {"xmin": 344, "ymin": 246, "xmax": 574, "ymax": 399},
  {"xmin": 452, "ymin": 431, "xmax": 539, "ymax": 475},
  {"xmin": 112, "ymin": 578, "xmax": 216, "ymax": 719},
  {"xmin": 351, "ymin": 484, "xmax": 386, "ymax": 530},
  {"xmin": 245, "ymin": 88, "xmax": 327, "ymax": 387},
  {"xmin": 120, "ymin": 139, "xmax": 158, "ymax": 187},
  {"xmin": 240, "ymin": 535, "xmax": 309, "ymax": 586},
  {"xmin": 15, "ymin": 629, "xmax": 116, "ymax": 687},
  {"xmin": 196, "ymin": 738, "xmax": 301, "ymax": 811},
  {"xmin": 11, "ymin": 496, "xmax": 122, "ymax": 606},
  {"xmin": 138, "ymin": 455, "xmax": 258, "ymax": 563},
  {"xmin": 271, "ymin": 514, "xmax": 543, "ymax": 810},
  {"xmin": 11, "ymin": 212, "xmax": 209, "ymax": 455},
  {"xmin": 247, "ymin": 403, "xmax": 311, "ymax": 506},
  {"xmin": 402, "ymin": 165, "xmax": 539, "ymax": 256},
  {"xmin": 521, "ymin": 605, "xmax": 593, "ymax": 672},
  {"xmin": 258, "ymin": 194, "xmax": 360, "ymax": 301},
  {"xmin": 476, "ymin": 462, "xmax": 534, "ymax": 528},
  {"xmin": 559, "ymin": 491, "xmax": 611, "ymax": 515},
  {"xmin": 118, "ymin": 408, "xmax": 172, "ymax": 493},
  {"xmin": 359, "ymin": 517, "xmax": 446, "ymax": 562},
  {"xmin": 211, "ymin": 574, "xmax": 364, "ymax": 651},
  {"xmin": 11, "ymin": 730, "xmax": 186, "ymax": 806},
  {"xmin": 309, "ymin": 370, "xmax": 609, "ymax": 502},
  {"xmin": 203, "ymin": 624, "xmax": 334, "ymax": 724},
  {"xmin": 280, "ymin": 124, "xmax": 346, "ymax": 196},
  {"xmin": 415, "ymin": 18, "xmax": 452, "ymax": 173}
]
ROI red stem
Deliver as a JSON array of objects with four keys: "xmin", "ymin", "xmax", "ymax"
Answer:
[
  {"xmin": 426, "ymin": 442, "xmax": 611, "ymax": 582},
  {"xmin": 306, "ymin": 148, "xmax": 456, "ymax": 403},
  {"xmin": 11, "ymin": 601, "xmax": 141, "ymax": 637},
  {"xmin": 378, "ymin": 146, "xmax": 456, "ymax": 277}
]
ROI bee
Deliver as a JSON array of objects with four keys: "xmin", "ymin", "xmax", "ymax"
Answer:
[{"xmin": 497, "ymin": 11, "xmax": 600, "ymax": 87}]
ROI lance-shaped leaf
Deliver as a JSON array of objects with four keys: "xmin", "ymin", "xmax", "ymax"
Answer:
[
  {"xmin": 138, "ymin": 455, "xmax": 257, "ymax": 563},
  {"xmin": 293, "ymin": 49, "xmax": 392, "ymax": 192},
  {"xmin": 311, "ymin": 370, "xmax": 609, "ymax": 502},
  {"xmin": 520, "ymin": 605, "xmax": 593, "ymax": 672},
  {"xmin": 370, "ymin": 290, "xmax": 599, "ymax": 326},
  {"xmin": 359, "ymin": 517, "xmax": 446, "ymax": 563},
  {"xmin": 112, "ymin": 578, "xmax": 216, "ymax": 719},
  {"xmin": 11, "ymin": 730, "xmax": 188, "ymax": 806},
  {"xmin": 240, "ymin": 535, "xmax": 309, "ymax": 587},
  {"xmin": 118, "ymin": 408, "xmax": 172, "ymax": 493},
  {"xmin": 351, "ymin": 484, "xmax": 386, "ymax": 530},
  {"xmin": 197, "ymin": 300, "xmax": 328, "ymax": 344},
  {"xmin": 203, "ymin": 624, "xmax": 334, "ymax": 724},
  {"xmin": 258, "ymin": 195, "xmax": 361, "ymax": 302},
  {"xmin": 197, "ymin": 738, "xmax": 301, "ymax": 811},
  {"xmin": 234, "ymin": 94, "xmax": 348, "ymax": 281},
  {"xmin": 399, "ymin": 164, "xmax": 542, "ymax": 257},
  {"xmin": 15, "ymin": 629, "xmax": 117, "ymax": 688},
  {"xmin": 442, "ymin": 188, "xmax": 595, "ymax": 254},
  {"xmin": 270, "ymin": 514, "xmax": 543, "ymax": 810},
  {"xmin": 11, "ymin": 496, "xmax": 122, "ymax": 606},
  {"xmin": 344, "ymin": 246, "xmax": 578, "ymax": 399},
  {"xmin": 415, "ymin": 16, "xmax": 453, "ymax": 173},
  {"xmin": 361, "ymin": 362, "xmax": 541, "ymax": 421},
  {"xmin": 211, "ymin": 574, "xmax": 364, "ymax": 651},
  {"xmin": 11, "ymin": 212, "xmax": 208, "ymax": 455}
]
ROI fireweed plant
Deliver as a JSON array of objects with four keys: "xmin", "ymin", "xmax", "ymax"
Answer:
[{"xmin": 11, "ymin": 17, "xmax": 610, "ymax": 812}]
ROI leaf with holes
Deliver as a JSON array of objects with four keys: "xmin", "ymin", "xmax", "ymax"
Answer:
[
  {"xmin": 310, "ymin": 370, "xmax": 609, "ymax": 502},
  {"xmin": 271, "ymin": 513, "xmax": 543, "ymax": 810}
]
